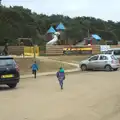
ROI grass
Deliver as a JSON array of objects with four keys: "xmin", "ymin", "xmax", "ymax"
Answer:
[{"xmin": 15, "ymin": 58, "xmax": 76, "ymax": 75}]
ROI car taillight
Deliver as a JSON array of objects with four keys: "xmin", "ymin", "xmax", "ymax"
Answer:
[{"xmin": 15, "ymin": 64, "xmax": 19, "ymax": 72}]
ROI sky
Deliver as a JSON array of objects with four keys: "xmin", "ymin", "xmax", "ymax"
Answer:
[{"xmin": 2, "ymin": 0, "xmax": 120, "ymax": 21}]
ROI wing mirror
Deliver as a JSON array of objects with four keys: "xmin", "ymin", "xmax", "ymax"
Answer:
[{"xmin": 89, "ymin": 59, "xmax": 91, "ymax": 61}]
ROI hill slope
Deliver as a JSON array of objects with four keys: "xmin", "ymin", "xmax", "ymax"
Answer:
[{"xmin": 0, "ymin": 6, "xmax": 120, "ymax": 45}]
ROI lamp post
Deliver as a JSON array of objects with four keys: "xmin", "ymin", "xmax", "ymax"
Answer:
[{"xmin": 0, "ymin": 0, "xmax": 2, "ymax": 6}]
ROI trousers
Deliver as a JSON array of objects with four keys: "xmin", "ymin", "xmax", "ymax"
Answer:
[
  {"xmin": 58, "ymin": 78, "xmax": 64, "ymax": 89},
  {"xmin": 32, "ymin": 70, "xmax": 37, "ymax": 78}
]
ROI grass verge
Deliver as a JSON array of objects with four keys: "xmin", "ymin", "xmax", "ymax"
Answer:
[{"xmin": 15, "ymin": 58, "xmax": 76, "ymax": 75}]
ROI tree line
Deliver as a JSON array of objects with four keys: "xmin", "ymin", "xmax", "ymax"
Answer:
[{"xmin": 0, "ymin": 6, "xmax": 120, "ymax": 45}]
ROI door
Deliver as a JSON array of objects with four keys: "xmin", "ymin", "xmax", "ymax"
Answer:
[
  {"xmin": 97, "ymin": 55, "xmax": 108, "ymax": 69},
  {"xmin": 88, "ymin": 55, "xmax": 99, "ymax": 69}
]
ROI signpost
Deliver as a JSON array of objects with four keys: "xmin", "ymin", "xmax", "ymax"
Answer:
[{"xmin": 100, "ymin": 45, "xmax": 110, "ymax": 53}]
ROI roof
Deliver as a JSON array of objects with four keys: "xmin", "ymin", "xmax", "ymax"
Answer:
[
  {"xmin": 0, "ymin": 56, "xmax": 13, "ymax": 59},
  {"xmin": 108, "ymin": 48, "xmax": 120, "ymax": 50},
  {"xmin": 56, "ymin": 23, "xmax": 65, "ymax": 30},
  {"xmin": 93, "ymin": 54, "xmax": 113, "ymax": 57},
  {"xmin": 91, "ymin": 34, "xmax": 101, "ymax": 40},
  {"xmin": 47, "ymin": 26, "xmax": 56, "ymax": 33}
]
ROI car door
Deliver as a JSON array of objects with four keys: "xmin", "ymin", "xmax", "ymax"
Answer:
[
  {"xmin": 97, "ymin": 55, "xmax": 109, "ymax": 69},
  {"xmin": 87, "ymin": 55, "xmax": 99, "ymax": 69}
]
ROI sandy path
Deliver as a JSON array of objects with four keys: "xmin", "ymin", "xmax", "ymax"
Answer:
[{"xmin": 0, "ymin": 71, "xmax": 120, "ymax": 120}]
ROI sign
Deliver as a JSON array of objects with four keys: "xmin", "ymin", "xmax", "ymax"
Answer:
[
  {"xmin": 100, "ymin": 45, "xmax": 110, "ymax": 52},
  {"xmin": 24, "ymin": 46, "xmax": 39, "ymax": 56},
  {"xmin": 63, "ymin": 47, "xmax": 92, "ymax": 55}
]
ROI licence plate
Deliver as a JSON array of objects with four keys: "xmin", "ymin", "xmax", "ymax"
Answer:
[{"xmin": 1, "ymin": 74, "xmax": 13, "ymax": 78}]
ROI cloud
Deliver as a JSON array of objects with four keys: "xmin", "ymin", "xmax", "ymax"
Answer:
[{"xmin": 2, "ymin": 0, "xmax": 120, "ymax": 21}]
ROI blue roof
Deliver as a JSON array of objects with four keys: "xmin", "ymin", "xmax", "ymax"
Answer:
[
  {"xmin": 92, "ymin": 34, "xmax": 101, "ymax": 40},
  {"xmin": 47, "ymin": 26, "xmax": 56, "ymax": 33},
  {"xmin": 56, "ymin": 23, "xmax": 65, "ymax": 30}
]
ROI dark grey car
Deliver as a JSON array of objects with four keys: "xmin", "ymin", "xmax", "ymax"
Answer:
[{"xmin": 0, "ymin": 56, "xmax": 20, "ymax": 88}]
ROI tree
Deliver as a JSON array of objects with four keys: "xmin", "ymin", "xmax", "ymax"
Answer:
[{"xmin": 0, "ymin": 6, "xmax": 120, "ymax": 45}]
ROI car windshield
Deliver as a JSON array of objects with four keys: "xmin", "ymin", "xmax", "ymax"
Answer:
[
  {"xmin": 0, "ymin": 59, "xmax": 15, "ymax": 66},
  {"xmin": 105, "ymin": 50, "xmax": 113, "ymax": 54}
]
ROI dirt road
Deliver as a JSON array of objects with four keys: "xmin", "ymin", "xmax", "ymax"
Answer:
[{"xmin": 0, "ymin": 71, "xmax": 120, "ymax": 120}]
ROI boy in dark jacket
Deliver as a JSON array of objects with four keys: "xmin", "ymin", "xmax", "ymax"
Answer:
[
  {"xmin": 31, "ymin": 61, "xmax": 38, "ymax": 78},
  {"xmin": 56, "ymin": 67, "xmax": 65, "ymax": 90}
]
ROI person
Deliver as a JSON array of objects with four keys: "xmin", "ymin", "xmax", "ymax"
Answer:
[
  {"xmin": 31, "ymin": 61, "xmax": 38, "ymax": 78},
  {"xmin": 56, "ymin": 67, "xmax": 65, "ymax": 90},
  {"xmin": 3, "ymin": 43, "xmax": 8, "ymax": 55}
]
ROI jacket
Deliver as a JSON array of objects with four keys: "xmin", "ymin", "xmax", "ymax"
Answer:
[
  {"xmin": 31, "ymin": 63, "xmax": 38, "ymax": 71},
  {"xmin": 56, "ymin": 71, "xmax": 65, "ymax": 81}
]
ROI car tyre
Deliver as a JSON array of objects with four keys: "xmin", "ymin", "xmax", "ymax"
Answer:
[
  {"xmin": 105, "ymin": 65, "xmax": 112, "ymax": 71},
  {"xmin": 113, "ymin": 68, "xmax": 118, "ymax": 71},
  {"xmin": 81, "ymin": 64, "xmax": 87, "ymax": 71},
  {"xmin": 8, "ymin": 83, "xmax": 17, "ymax": 89}
]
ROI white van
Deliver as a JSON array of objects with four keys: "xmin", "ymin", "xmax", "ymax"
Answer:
[{"xmin": 105, "ymin": 48, "xmax": 120, "ymax": 60}]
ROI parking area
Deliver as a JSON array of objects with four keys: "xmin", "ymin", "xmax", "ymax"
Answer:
[{"xmin": 0, "ymin": 71, "xmax": 120, "ymax": 120}]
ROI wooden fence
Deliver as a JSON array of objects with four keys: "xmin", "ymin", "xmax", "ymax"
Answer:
[
  {"xmin": 46, "ymin": 45, "xmax": 120, "ymax": 55},
  {"xmin": 46, "ymin": 45, "xmax": 92, "ymax": 55},
  {"xmin": 46, "ymin": 45, "xmax": 72, "ymax": 55},
  {"xmin": 91, "ymin": 45, "xmax": 100, "ymax": 54},
  {"xmin": 0, "ymin": 46, "xmax": 24, "ymax": 55},
  {"xmin": 0, "ymin": 45, "xmax": 120, "ymax": 56},
  {"xmin": 8, "ymin": 46, "xmax": 24, "ymax": 55}
]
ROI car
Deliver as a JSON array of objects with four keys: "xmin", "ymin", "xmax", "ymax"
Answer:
[
  {"xmin": 104, "ymin": 48, "xmax": 120, "ymax": 60},
  {"xmin": 0, "ymin": 56, "xmax": 20, "ymax": 88},
  {"xmin": 79, "ymin": 54, "xmax": 120, "ymax": 71}
]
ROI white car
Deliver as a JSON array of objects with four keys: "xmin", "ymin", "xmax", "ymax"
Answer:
[
  {"xmin": 105, "ymin": 48, "xmax": 120, "ymax": 60},
  {"xmin": 79, "ymin": 54, "xmax": 120, "ymax": 71}
]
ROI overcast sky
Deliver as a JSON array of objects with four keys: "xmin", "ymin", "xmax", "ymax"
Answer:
[{"xmin": 2, "ymin": 0, "xmax": 120, "ymax": 21}]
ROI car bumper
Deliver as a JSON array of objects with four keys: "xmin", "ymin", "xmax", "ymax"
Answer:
[
  {"xmin": 111, "ymin": 64, "xmax": 120, "ymax": 69},
  {"xmin": 0, "ymin": 77, "xmax": 20, "ymax": 84}
]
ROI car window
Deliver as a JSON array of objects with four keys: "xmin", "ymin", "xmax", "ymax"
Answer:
[
  {"xmin": 105, "ymin": 50, "xmax": 113, "ymax": 54},
  {"xmin": 0, "ymin": 59, "xmax": 15, "ymax": 66},
  {"xmin": 99, "ymin": 55, "xmax": 108, "ymax": 60},
  {"xmin": 89, "ymin": 56, "xmax": 99, "ymax": 61},
  {"xmin": 114, "ymin": 50, "xmax": 120, "ymax": 55},
  {"xmin": 111, "ymin": 55, "xmax": 118, "ymax": 60}
]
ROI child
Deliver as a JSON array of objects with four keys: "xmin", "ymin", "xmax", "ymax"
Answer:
[
  {"xmin": 31, "ymin": 61, "xmax": 38, "ymax": 78},
  {"xmin": 56, "ymin": 67, "xmax": 65, "ymax": 90}
]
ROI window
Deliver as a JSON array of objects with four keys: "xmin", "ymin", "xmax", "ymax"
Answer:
[
  {"xmin": 111, "ymin": 55, "xmax": 118, "ymax": 60},
  {"xmin": 0, "ymin": 59, "xmax": 15, "ymax": 66},
  {"xmin": 105, "ymin": 50, "xmax": 113, "ymax": 54},
  {"xmin": 114, "ymin": 50, "xmax": 120, "ymax": 55},
  {"xmin": 89, "ymin": 56, "xmax": 99, "ymax": 61},
  {"xmin": 100, "ymin": 56, "xmax": 108, "ymax": 60}
]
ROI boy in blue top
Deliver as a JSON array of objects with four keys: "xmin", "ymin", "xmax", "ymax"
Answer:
[
  {"xmin": 56, "ymin": 67, "xmax": 65, "ymax": 90},
  {"xmin": 31, "ymin": 61, "xmax": 38, "ymax": 78}
]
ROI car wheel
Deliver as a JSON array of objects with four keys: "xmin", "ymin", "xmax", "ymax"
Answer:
[
  {"xmin": 105, "ymin": 65, "xmax": 112, "ymax": 71},
  {"xmin": 113, "ymin": 68, "xmax": 118, "ymax": 71},
  {"xmin": 81, "ymin": 64, "xmax": 87, "ymax": 71},
  {"xmin": 8, "ymin": 83, "xmax": 17, "ymax": 89}
]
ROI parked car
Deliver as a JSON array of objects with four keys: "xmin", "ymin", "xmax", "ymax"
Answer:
[
  {"xmin": 0, "ymin": 56, "xmax": 20, "ymax": 88},
  {"xmin": 79, "ymin": 54, "xmax": 120, "ymax": 71},
  {"xmin": 104, "ymin": 48, "xmax": 120, "ymax": 60}
]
